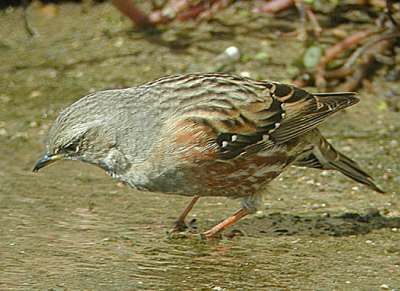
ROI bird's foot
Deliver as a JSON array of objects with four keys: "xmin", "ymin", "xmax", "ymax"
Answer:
[
  {"xmin": 167, "ymin": 218, "xmax": 198, "ymax": 239},
  {"xmin": 171, "ymin": 219, "xmax": 188, "ymax": 232},
  {"xmin": 201, "ymin": 230, "xmax": 223, "ymax": 240},
  {"xmin": 201, "ymin": 228, "xmax": 245, "ymax": 240},
  {"xmin": 201, "ymin": 208, "xmax": 248, "ymax": 240},
  {"xmin": 224, "ymin": 229, "xmax": 246, "ymax": 239}
]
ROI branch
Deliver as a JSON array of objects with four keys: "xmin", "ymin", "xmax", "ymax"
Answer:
[
  {"xmin": 111, "ymin": 0, "xmax": 154, "ymax": 28},
  {"xmin": 315, "ymin": 29, "xmax": 377, "ymax": 88}
]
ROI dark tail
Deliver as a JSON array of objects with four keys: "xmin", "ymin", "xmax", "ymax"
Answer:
[
  {"xmin": 328, "ymin": 151, "xmax": 384, "ymax": 193},
  {"xmin": 295, "ymin": 132, "xmax": 384, "ymax": 193}
]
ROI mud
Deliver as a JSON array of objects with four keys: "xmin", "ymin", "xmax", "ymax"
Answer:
[{"xmin": 0, "ymin": 2, "xmax": 399, "ymax": 290}]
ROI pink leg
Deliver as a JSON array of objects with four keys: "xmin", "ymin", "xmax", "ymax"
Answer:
[
  {"xmin": 202, "ymin": 208, "xmax": 248, "ymax": 239},
  {"xmin": 172, "ymin": 196, "xmax": 200, "ymax": 232}
]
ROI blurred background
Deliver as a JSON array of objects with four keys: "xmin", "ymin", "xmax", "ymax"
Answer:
[{"xmin": 0, "ymin": 0, "xmax": 399, "ymax": 289}]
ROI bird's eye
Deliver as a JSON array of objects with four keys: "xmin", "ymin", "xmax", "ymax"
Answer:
[{"xmin": 63, "ymin": 141, "xmax": 80, "ymax": 153}]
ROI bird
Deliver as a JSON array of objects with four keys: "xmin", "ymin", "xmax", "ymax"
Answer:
[{"xmin": 33, "ymin": 73, "xmax": 384, "ymax": 239}]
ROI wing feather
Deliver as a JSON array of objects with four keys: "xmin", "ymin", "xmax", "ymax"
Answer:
[
  {"xmin": 214, "ymin": 83, "xmax": 359, "ymax": 159},
  {"xmin": 164, "ymin": 74, "xmax": 359, "ymax": 160}
]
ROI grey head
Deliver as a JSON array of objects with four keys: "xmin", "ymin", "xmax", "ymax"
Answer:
[{"xmin": 33, "ymin": 90, "xmax": 138, "ymax": 175}]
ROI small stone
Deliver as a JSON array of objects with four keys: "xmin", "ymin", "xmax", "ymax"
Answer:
[
  {"xmin": 389, "ymin": 140, "xmax": 398, "ymax": 147},
  {"xmin": 114, "ymin": 38, "xmax": 124, "ymax": 48},
  {"xmin": 11, "ymin": 132, "xmax": 28, "ymax": 140},
  {"xmin": 0, "ymin": 95, "xmax": 10, "ymax": 103},
  {"xmin": 342, "ymin": 146, "xmax": 352, "ymax": 152},
  {"xmin": 46, "ymin": 69, "xmax": 58, "ymax": 79},
  {"xmin": 30, "ymin": 90, "xmax": 42, "ymax": 98},
  {"xmin": 321, "ymin": 170, "xmax": 330, "ymax": 176},
  {"xmin": 29, "ymin": 121, "xmax": 38, "ymax": 128},
  {"xmin": 224, "ymin": 46, "xmax": 240, "ymax": 61},
  {"xmin": 255, "ymin": 210, "xmax": 266, "ymax": 219},
  {"xmin": 380, "ymin": 284, "xmax": 390, "ymax": 290},
  {"xmin": 0, "ymin": 128, "xmax": 7, "ymax": 136},
  {"xmin": 382, "ymin": 172, "xmax": 392, "ymax": 181},
  {"xmin": 240, "ymin": 71, "xmax": 251, "ymax": 78}
]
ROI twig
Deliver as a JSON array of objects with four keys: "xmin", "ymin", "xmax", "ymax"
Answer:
[
  {"xmin": 386, "ymin": 0, "xmax": 399, "ymax": 29},
  {"xmin": 196, "ymin": 0, "xmax": 231, "ymax": 21},
  {"xmin": 343, "ymin": 31, "xmax": 400, "ymax": 68},
  {"xmin": 315, "ymin": 29, "xmax": 377, "ymax": 88},
  {"xmin": 294, "ymin": 1, "xmax": 322, "ymax": 38},
  {"xmin": 150, "ymin": 0, "xmax": 166, "ymax": 10},
  {"xmin": 111, "ymin": 0, "xmax": 154, "ymax": 28},
  {"xmin": 22, "ymin": 0, "xmax": 38, "ymax": 37},
  {"xmin": 305, "ymin": 4, "xmax": 322, "ymax": 37},
  {"xmin": 339, "ymin": 39, "xmax": 393, "ymax": 91},
  {"xmin": 177, "ymin": 1, "xmax": 215, "ymax": 21},
  {"xmin": 323, "ymin": 67, "xmax": 354, "ymax": 79},
  {"xmin": 255, "ymin": 0, "xmax": 294, "ymax": 14},
  {"xmin": 294, "ymin": 0, "xmax": 306, "ymax": 40},
  {"xmin": 150, "ymin": 0, "xmax": 228, "ymax": 24}
]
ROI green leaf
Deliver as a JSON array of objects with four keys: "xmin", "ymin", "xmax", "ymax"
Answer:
[
  {"xmin": 254, "ymin": 51, "xmax": 269, "ymax": 61},
  {"xmin": 303, "ymin": 46, "xmax": 322, "ymax": 69}
]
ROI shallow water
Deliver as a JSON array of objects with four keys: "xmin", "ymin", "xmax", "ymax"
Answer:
[{"xmin": 1, "ymin": 3, "xmax": 399, "ymax": 290}]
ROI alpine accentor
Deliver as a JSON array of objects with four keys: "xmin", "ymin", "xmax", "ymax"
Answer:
[{"xmin": 33, "ymin": 73, "xmax": 383, "ymax": 239}]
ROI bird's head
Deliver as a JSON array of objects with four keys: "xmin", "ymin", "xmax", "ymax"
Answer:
[{"xmin": 33, "ymin": 101, "xmax": 117, "ymax": 173}]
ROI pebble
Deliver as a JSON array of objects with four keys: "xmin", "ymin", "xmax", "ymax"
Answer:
[
  {"xmin": 389, "ymin": 140, "xmax": 398, "ymax": 147},
  {"xmin": 0, "ymin": 128, "xmax": 7, "ymax": 136},
  {"xmin": 306, "ymin": 179, "xmax": 316, "ymax": 185},
  {"xmin": 240, "ymin": 71, "xmax": 251, "ymax": 78},
  {"xmin": 114, "ymin": 38, "xmax": 124, "ymax": 48},
  {"xmin": 255, "ymin": 210, "xmax": 266, "ymax": 219},
  {"xmin": 29, "ymin": 121, "xmax": 39, "ymax": 128},
  {"xmin": 0, "ymin": 95, "xmax": 10, "ymax": 103},
  {"xmin": 321, "ymin": 170, "xmax": 330, "ymax": 176},
  {"xmin": 380, "ymin": 284, "xmax": 390, "ymax": 290},
  {"xmin": 30, "ymin": 90, "xmax": 42, "ymax": 98},
  {"xmin": 342, "ymin": 146, "xmax": 352, "ymax": 152},
  {"xmin": 11, "ymin": 132, "xmax": 28, "ymax": 140},
  {"xmin": 224, "ymin": 46, "xmax": 240, "ymax": 61}
]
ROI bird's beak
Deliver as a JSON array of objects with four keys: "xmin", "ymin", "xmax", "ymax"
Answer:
[{"xmin": 32, "ymin": 154, "xmax": 63, "ymax": 172}]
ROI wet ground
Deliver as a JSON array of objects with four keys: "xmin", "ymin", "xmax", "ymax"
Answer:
[{"xmin": 1, "ymin": 2, "xmax": 400, "ymax": 290}]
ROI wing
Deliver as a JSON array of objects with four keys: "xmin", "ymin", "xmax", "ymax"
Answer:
[
  {"xmin": 218, "ymin": 84, "xmax": 359, "ymax": 159},
  {"xmin": 158, "ymin": 74, "xmax": 359, "ymax": 160}
]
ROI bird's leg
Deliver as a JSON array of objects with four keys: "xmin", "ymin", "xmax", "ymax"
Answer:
[
  {"xmin": 202, "ymin": 194, "xmax": 261, "ymax": 239},
  {"xmin": 202, "ymin": 208, "xmax": 248, "ymax": 239},
  {"xmin": 171, "ymin": 196, "xmax": 200, "ymax": 232}
]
